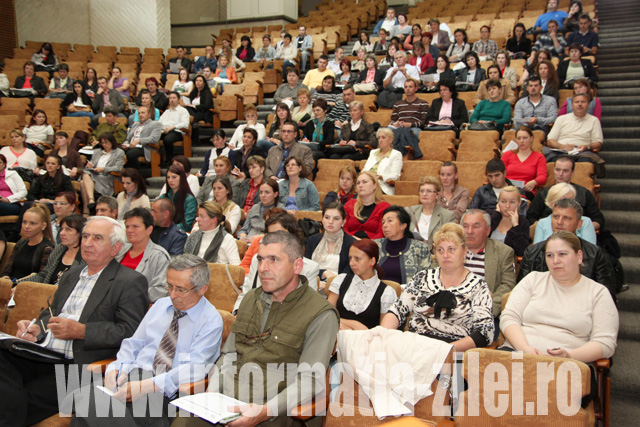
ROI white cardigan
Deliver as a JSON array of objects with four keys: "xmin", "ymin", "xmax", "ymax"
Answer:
[
  {"xmin": 2, "ymin": 170, "xmax": 27, "ymax": 203},
  {"xmin": 363, "ymin": 148, "xmax": 403, "ymax": 195}
]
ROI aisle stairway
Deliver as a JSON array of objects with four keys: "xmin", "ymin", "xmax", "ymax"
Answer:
[{"xmin": 594, "ymin": 0, "xmax": 640, "ymax": 424}]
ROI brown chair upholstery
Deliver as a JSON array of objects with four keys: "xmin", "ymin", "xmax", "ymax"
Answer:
[
  {"xmin": 395, "ymin": 181, "xmax": 420, "ymax": 196},
  {"xmin": 0, "ymin": 242, "xmax": 15, "ymax": 281},
  {"xmin": 316, "ymin": 159, "xmax": 356, "ymax": 181},
  {"xmin": 399, "ymin": 160, "xmax": 443, "ymax": 181},
  {"xmin": 544, "ymin": 162, "xmax": 597, "ymax": 195},
  {"xmin": 364, "ymin": 110, "xmax": 392, "ymax": 127},
  {"xmin": 294, "ymin": 210, "xmax": 323, "ymax": 222},
  {"xmin": 236, "ymin": 239, "xmax": 248, "ymax": 260},
  {"xmin": 455, "ymin": 142, "xmax": 498, "ymax": 163},
  {"xmin": 456, "ymin": 161, "xmax": 488, "ymax": 198},
  {"xmin": 503, "ymin": 129, "xmax": 545, "ymax": 153},
  {"xmin": 0, "ymin": 115, "xmax": 21, "ymax": 131},
  {"xmin": 0, "ymin": 278, "xmax": 12, "ymax": 327},
  {"xmin": 1, "ymin": 282, "xmax": 58, "ymax": 337},
  {"xmin": 381, "ymin": 195, "xmax": 419, "ymax": 207},
  {"xmin": 455, "ymin": 348, "xmax": 594, "ymax": 426},
  {"xmin": 418, "ymin": 131, "xmax": 456, "ymax": 162},
  {"xmin": 354, "ymin": 94, "xmax": 378, "ymax": 112},
  {"xmin": 204, "ymin": 263, "xmax": 244, "ymax": 313}
]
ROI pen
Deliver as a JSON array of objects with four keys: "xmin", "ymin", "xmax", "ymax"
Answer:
[
  {"xmin": 113, "ymin": 364, "xmax": 123, "ymax": 393},
  {"xmin": 21, "ymin": 318, "xmax": 36, "ymax": 338}
]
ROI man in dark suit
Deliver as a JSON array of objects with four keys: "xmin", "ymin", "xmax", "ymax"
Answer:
[
  {"xmin": 91, "ymin": 77, "xmax": 126, "ymax": 128},
  {"xmin": 0, "ymin": 216, "xmax": 149, "ymax": 426},
  {"xmin": 122, "ymin": 106, "xmax": 163, "ymax": 170}
]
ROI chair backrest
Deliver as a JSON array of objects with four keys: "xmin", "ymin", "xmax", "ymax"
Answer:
[
  {"xmin": 400, "ymin": 160, "xmax": 443, "ymax": 182},
  {"xmin": 236, "ymin": 239, "xmax": 248, "ymax": 260},
  {"xmin": 293, "ymin": 210, "xmax": 323, "ymax": 222},
  {"xmin": 456, "ymin": 161, "xmax": 489, "ymax": 198},
  {"xmin": 316, "ymin": 159, "xmax": 356, "ymax": 181},
  {"xmin": 381, "ymin": 195, "xmax": 419, "ymax": 207},
  {"xmin": 0, "ymin": 242, "xmax": 15, "ymax": 275},
  {"xmin": 0, "ymin": 115, "xmax": 20, "ymax": 130},
  {"xmin": 364, "ymin": 111, "xmax": 392, "ymax": 127},
  {"xmin": 204, "ymin": 263, "xmax": 245, "ymax": 312},
  {"xmin": 0, "ymin": 97, "xmax": 31, "ymax": 112},
  {"xmin": 217, "ymin": 309, "xmax": 235, "ymax": 347},
  {"xmin": 455, "ymin": 348, "xmax": 592, "ymax": 426},
  {"xmin": 1, "ymin": 282, "xmax": 58, "ymax": 336},
  {"xmin": 544, "ymin": 162, "xmax": 596, "ymax": 194}
]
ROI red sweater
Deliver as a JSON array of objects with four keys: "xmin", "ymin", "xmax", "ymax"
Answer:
[
  {"xmin": 501, "ymin": 150, "xmax": 548, "ymax": 190},
  {"xmin": 343, "ymin": 199, "xmax": 391, "ymax": 239}
]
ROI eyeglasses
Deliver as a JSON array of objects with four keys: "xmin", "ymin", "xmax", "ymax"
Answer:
[
  {"xmin": 419, "ymin": 189, "xmax": 437, "ymax": 194},
  {"xmin": 164, "ymin": 283, "xmax": 197, "ymax": 294},
  {"xmin": 53, "ymin": 202, "xmax": 69, "ymax": 206},
  {"xmin": 281, "ymin": 130, "xmax": 296, "ymax": 133}
]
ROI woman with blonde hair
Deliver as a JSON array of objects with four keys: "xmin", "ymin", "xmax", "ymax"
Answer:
[
  {"xmin": 0, "ymin": 129, "xmax": 37, "ymax": 170},
  {"xmin": 381, "ymin": 223, "xmax": 494, "ymax": 351},
  {"xmin": 406, "ymin": 175, "xmax": 456, "ymax": 245},
  {"xmin": 344, "ymin": 171, "xmax": 391, "ymax": 239},
  {"xmin": 362, "ymin": 128, "xmax": 402, "ymax": 195},
  {"xmin": 183, "ymin": 201, "xmax": 241, "ymax": 264},
  {"xmin": 533, "ymin": 183, "xmax": 597, "ymax": 244},
  {"xmin": 322, "ymin": 165, "xmax": 358, "ymax": 208},
  {"xmin": 489, "ymin": 185, "xmax": 530, "ymax": 256},
  {"xmin": 1, "ymin": 203, "xmax": 54, "ymax": 281}
]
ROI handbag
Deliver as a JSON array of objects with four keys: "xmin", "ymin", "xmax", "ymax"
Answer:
[
  {"xmin": 468, "ymin": 121, "xmax": 497, "ymax": 131},
  {"xmin": 298, "ymin": 218, "xmax": 323, "ymax": 238}
]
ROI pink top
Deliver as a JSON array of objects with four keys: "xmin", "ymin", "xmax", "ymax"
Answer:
[
  {"xmin": 439, "ymin": 99, "xmax": 453, "ymax": 120},
  {"xmin": 0, "ymin": 171, "xmax": 12, "ymax": 199},
  {"xmin": 23, "ymin": 77, "xmax": 32, "ymax": 89},
  {"xmin": 365, "ymin": 68, "xmax": 376, "ymax": 83},
  {"xmin": 9, "ymin": 147, "xmax": 27, "ymax": 168},
  {"xmin": 501, "ymin": 150, "xmax": 548, "ymax": 191}
]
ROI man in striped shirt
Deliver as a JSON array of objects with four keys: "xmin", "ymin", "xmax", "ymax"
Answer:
[{"xmin": 389, "ymin": 79, "xmax": 429, "ymax": 137}]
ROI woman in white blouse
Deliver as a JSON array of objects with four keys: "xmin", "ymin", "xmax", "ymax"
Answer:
[
  {"xmin": 328, "ymin": 238, "xmax": 397, "ymax": 330},
  {"xmin": 501, "ymin": 231, "xmax": 619, "ymax": 363},
  {"xmin": 363, "ymin": 128, "xmax": 403, "ymax": 195},
  {"xmin": 1, "ymin": 130, "xmax": 38, "ymax": 170},
  {"xmin": 22, "ymin": 109, "xmax": 54, "ymax": 157},
  {"xmin": 183, "ymin": 201, "xmax": 240, "ymax": 265},
  {"xmin": 171, "ymin": 67, "xmax": 193, "ymax": 104},
  {"xmin": 228, "ymin": 105, "xmax": 266, "ymax": 149}
]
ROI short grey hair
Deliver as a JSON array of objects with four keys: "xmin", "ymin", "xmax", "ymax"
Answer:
[
  {"xmin": 461, "ymin": 209, "xmax": 491, "ymax": 228},
  {"xmin": 85, "ymin": 216, "xmax": 126, "ymax": 247},
  {"xmin": 394, "ymin": 50, "xmax": 407, "ymax": 59},
  {"xmin": 376, "ymin": 127, "xmax": 394, "ymax": 140},
  {"xmin": 167, "ymin": 254, "xmax": 210, "ymax": 290},
  {"xmin": 572, "ymin": 93, "xmax": 590, "ymax": 103},
  {"xmin": 96, "ymin": 195, "xmax": 118, "ymax": 212},
  {"xmin": 553, "ymin": 198, "xmax": 583, "ymax": 218},
  {"xmin": 260, "ymin": 230, "xmax": 303, "ymax": 262}
]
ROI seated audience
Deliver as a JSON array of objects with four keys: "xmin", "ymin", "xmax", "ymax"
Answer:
[
  {"xmin": 302, "ymin": 56, "xmax": 335, "ymax": 90},
  {"xmin": 275, "ymin": 33, "xmax": 298, "ymax": 78},
  {"xmin": 129, "ymin": 90, "xmax": 160, "ymax": 126},
  {"xmin": 198, "ymin": 130, "xmax": 232, "ymax": 177},
  {"xmin": 389, "ymin": 79, "xmax": 429, "ymax": 136},
  {"xmin": 0, "ymin": 153, "xmax": 27, "ymax": 215},
  {"xmin": 327, "ymin": 85, "xmax": 356, "ymax": 136},
  {"xmin": 323, "ymin": 165, "xmax": 358, "ymax": 208},
  {"xmin": 231, "ymin": 128, "xmax": 266, "ymax": 179},
  {"xmin": 61, "ymin": 80, "xmax": 94, "ymax": 118},
  {"xmin": 513, "ymin": 76, "xmax": 558, "ymax": 132},
  {"xmin": 374, "ymin": 7, "xmax": 398, "ymax": 33},
  {"xmin": 557, "ymin": 42, "xmax": 598, "ymax": 87},
  {"xmin": 150, "ymin": 198, "xmax": 187, "ymax": 256},
  {"xmin": 421, "ymin": 31, "xmax": 441, "ymax": 60},
  {"xmin": 376, "ymin": 205, "xmax": 431, "ymax": 284},
  {"xmin": 91, "ymin": 77, "xmax": 126, "ymax": 128},
  {"xmin": 184, "ymin": 76, "xmax": 214, "ymax": 128},
  {"xmin": 424, "ymin": 55, "xmax": 456, "ymax": 91},
  {"xmin": 327, "ymin": 47, "xmax": 345, "ymax": 74},
  {"xmin": 535, "ymin": 0, "xmax": 569, "ymax": 32},
  {"xmin": 1, "ymin": 129, "xmax": 37, "ymax": 170},
  {"xmin": 381, "ymin": 50, "xmax": 420, "ymax": 107},
  {"xmin": 559, "ymin": 78, "xmax": 601, "ymax": 119},
  {"xmin": 108, "ymin": 66, "xmax": 130, "ymax": 100},
  {"xmin": 295, "ymin": 25, "xmax": 314, "ymax": 72},
  {"xmin": 306, "ymin": 202, "xmax": 356, "ymax": 282},
  {"xmin": 89, "ymin": 106, "xmax": 127, "ymax": 146},
  {"xmin": 18, "ymin": 214, "xmax": 86, "ymax": 285},
  {"xmin": 80, "ymin": 133, "xmax": 125, "ymax": 215},
  {"xmin": 311, "ymin": 76, "xmax": 342, "ymax": 106},
  {"xmin": 381, "ymin": 223, "xmax": 494, "ymax": 351},
  {"xmin": 258, "ymin": 102, "xmax": 293, "ymax": 153},
  {"xmin": 447, "ymin": 29, "xmax": 471, "ymax": 63},
  {"xmin": 329, "ymin": 100, "xmax": 377, "ymax": 161},
  {"xmin": 545, "ymin": 93, "xmax": 603, "ymax": 162},
  {"xmin": 13, "ymin": 61, "xmax": 48, "ymax": 98},
  {"xmin": 196, "ymin": 156, "xmax": 240, "ymax": 205},
  {"xmin": 533, "ymin": 183, "xmax": 597, "ymax": 244},
  {"xmin": 501, "ymin": 126, "xmax": 548, "ymax": 195},
  {"xmin": 489, "ymin": 186, "xmax": 530, "ymax": 256},
  {"xmin": 429, "ymin": 18, "xmax": 452, "ymax": 52},
  {"xmin": 353, "ymin": 55, "xmax": 385, "ymax": 94},
  {"xmin": 274, "ymin": 68, "xmax": 307, "ymax": 105},
  {"xmin": 159, "ymin": 91, "xmax": 190, "ymax": 162},
  {"xmin": 117, "ymin": 168, "xmax": 150, "ymax": 220},
  {"xmin": 172, "ymin": 68, "xmax": 194, "ymax": 101},
  {"xmin": 254, "ymin": 35, "xmax": 276, "ymax": 64},
  {"xmin": 2, "ymin": 203, "xmax": 54, "ymax": 281},
  {"xmin": 424, "ymin": 79, "xmax": 469, "ymax": 130},
  {"xmin": 456, "ymin": 51, "xmax": 486, "ymax": 91},
  {"xmin": 344, "ymin": 171, "xmax": 391, "ymax": 239},
  {"xmin": 136, "ymin": 77, "xmax": 168, "ymax": 111},
  {"xmin": 159, "ymin": 163, "xmax": 197, "ymax": 232},
  {"xmin": 121, "ymin": 106, "xmax": 163, "ymax": 170},
  {"xmin": 472, "ymin": 26, "xmax": 499, "ymax": 60},
  {"xmin": 353, "ymin": 30, "xmax": 374, "ymax": 55},
  {"xmin": 518, "ymin": 199, "xmax": 616, "ymax": 297},
  {"xmin": 165, "ymin": 45, "xmax": 192, "ymax": 77},
  {"xmin": 95, "ymin": 195, "xmax": 118, "ymax": 219},
  {"xmin": 22, "ymin": 109, "xmax": 54, "ymax": 157},
  {"xmin": 328, "ymin": 239, "xmax": 398, "ymax": 329},
  {"xmin": 301, "ymin": 98, "xmax": 334, "ymax": 162},
  {"xmin": 229, "ymin": 104, "xmax": 267, "ymax": 149},
  {"xmin": 264, "ymin": 121, "xmax": 314, "ymax": 180},
  {"xmin": 194, "ymin": 45, "xmax": 218, "ymax": 75},
  {"xmin": 233, "ymin": 155, "xmax": 266, "ymax": 212},
  {"xmin": 237, "ymin": 178, "xmax": 284, "ymax": 242},
  {"xmin": 160, "ymin": 155, "xmax": 200, "ymax": 198},
  {"xmin": 50, "ymin": 192, "xmax": 77, "ymax": 244},
  {"xmin": 470, "ymin": 79, "xmax": 512, "ymax": 133},
  {"xmin": 27, "ymin": 154, "xmax": 74, "ymax": 204},
  {"xmin": 236, "ymin": 35, "xmax": 255, "ymax": 62},
  {"xmin": 408, "ymin": 41, "xmax": 435, "ymax": 74},
  {"xmin": 565, "ymin": 14, "xmax": 599, "ymax": 55},
  {"xmin": 501, "ymin": 230, "xmax": 618, "ymax": 363},
  {"xmin": 403, "ymin": 24, "xmax": 423, "ymax": 51},
  {"xmin": 184, "ymin": 201, "xmax": 240, "ymax": 264},
  {"xmin": 506, "ymin": 23, "xmax": 532, "ymax": 59},
  {"xmin": 373, "ymin": 29, "xmax": 390, "ymax": 54},
  {"xmin": 532, "ymin": 19, "xmax": 567, "ymax": 57},
  {"xmin": 291, "ymin": 90, "xmax": 313, "ymax": 132},
  {"xmin": 407, "ymin": 176, "xmax": 456, "ymax": 245},
  {"xmin": 49, "ymin": 131, "xmax": 83, "ymax": 179},
  {"xmin": 278, "ymin": 155, "xmax": 320, "ymax": 212},
  {"xmin": 350, "ymin": 49, "xmax": 367, "ymax": 74},
  {"xmin": 362, "ymin": 128, "xmax": 403, "ymax": 195},
  {"xmin": 495, "ymin": 50, "xmax": 518, "ymax": 90},
  {"xmin": 528, "ymin": 155, "xmax": 604, "ymax": 229},
  {"xmin": 473, "ymin": 65, "xmax": 516, "ymax": 107},
  {"xmin": 437, "ymin": 161, "xmax": 470, "ymax": 222},
  {"xmin": 197, "ymin": 176, "xmax": 242, "ymax": 234},
  {"xmin": 390, "ymin": 13, "xmax": 411, "ymax": 41},
  {"xmin": 470, "ymin": 159, "xmax": 528, "ymax": 215},
  {"xmin": 119, "ymin": 208, "xmax": 171, "ymax": 301},
  {"xmin": 83, "ymin": 67, "xmax": 98, "ymax": 97},
  {"xmin": 564, "ymin": 0, "xmax": 583, "ymax": 34},
  {"xmin": 31, "ymin": 42, "xmax": 58, "ymax": 68}
]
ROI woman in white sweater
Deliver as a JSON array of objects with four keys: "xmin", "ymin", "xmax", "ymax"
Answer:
[
  {"xmin": 501, "ymin": 231, "xmax": 619, "ymax": 362},
  {"xmin": 183, "ymin": 201, "xmax": 240, "ymax": 265},
  {"xmin": 1, "ymin": 130, "xmax": 37, "ymax": 170}
]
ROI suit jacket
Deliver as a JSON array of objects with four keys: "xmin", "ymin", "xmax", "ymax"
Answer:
[
  {"xmin": 406, "ymin": 204, "xmax": 456, "ymax": 245},
  {"xmin": 489, "ymin": 210, "xmax": 530, "ymax": 257},
  {"xmin": 434, "ymin": 30, "xmax": 451, "ymax": 51},
  {"xmin": 356, "ymin": 68, "xmax": 386, "ymax": 90},
  {"xmin": 124, "ymin": 120, "xmax": 163, "ymax": 161},
  {"xmin": 340, "ymin": 120, "xmax": 377, "ymax": 149},
  {"xmin": 557, "ymin": 58, "xmax": 598, "ymax": 84},
  {"xmin": 231, "ymin": 145, "xmax": 266, "ymax": 176},
  {"xmin": 305, "ymin": 232, "xmax": 356, "ymax": 277},
  {"xmin": 88, "ymin": 148, "xmax": 125, "ymax": 195},
  {"xmin": 483, "ymin": 238, "xmax": 516, "ymax": 316},
  {"xmin": 457, "ymin": 67, "xmax": 487, "ymax": 89},
  {"xmin": 14, "ymin": 75, "xmax": 48, "ymax": 96},
  {"xmin": 265, "ymin": 141, "xmax": 314, "ymax": 179},
  {"xmin": 36, "ymin": 259, "xmax": 150, "ymax": 365},
  {"xmin": 425, "ymin": 97, "xmax": 469, "ymax": 129},
  {"xmin": 92, "ymin": 89, "xmax": 126, "ymax": 114},
  {"xmin": 155, "ymin": 222, "xmax": 187, "ymax": 256}
]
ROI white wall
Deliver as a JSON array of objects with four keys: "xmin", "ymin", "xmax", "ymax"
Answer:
[
  {"xmin": 227, "ymin": 0, "xmax": 297, "ymax": 22},
  {"xmin": 16, "ymin": 0, "xmax": 172, "ymax": 52}
]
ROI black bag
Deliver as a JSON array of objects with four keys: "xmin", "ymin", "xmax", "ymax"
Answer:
[
  {"xmin": 298, "ymin": 218, "xmax": 322, "ymax": 238},
  {"xmin": 10, "ymin": 167, "xmax": 35, "ymax": 184},
  {"xmin": 469, "ymin": 121, "xmax": 497, "ymax": 131}
]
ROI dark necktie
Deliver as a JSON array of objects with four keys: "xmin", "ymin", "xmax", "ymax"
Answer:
[{"xmin": 153, "ymin": 309, "xmax": 186, "ymax": 374}]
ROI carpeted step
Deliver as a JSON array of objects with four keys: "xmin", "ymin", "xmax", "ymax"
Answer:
[
  {"xmin": 617, "ymin": 283, "xmax": 640, "ymax": 313},
  {"xmin": 601, "ymin": 105, "xmax": 640, "ymax": 115},
  {"xmin": 598, "ymin": 79, "xmax": 640, "ymax": 89},
  {"xmin": 599, "ymin": 95, "xmax": 640, "ymax": 105},
  {"xmin": 599, "ymin": 152, "xmax": 640, "ymax": 164},
  {"xmin": 599, "ymin": 164, "xmax": 640, "ymax": 179},
  {"xmin": 600, "ymin": 116, "xmax": 640, "ymax": 127},
  {"xmin": 598, "ymin": 87, "xmax": 640, "ymax": 96},
  {"xmin": 600, "ymin": 139, "xmax": 638, "ymax": 151},
  {"xmin": 192, "ymin": 146, "xmax": 211, "ymax": 156},
  {"xmin": 618, "ymin": 312, "xmax": 640, "ymax": 341},
  {"xmin": 611, "ymin": 391, "xmax": 640, "ymax": 425},
  {"xmin": 620, "ymin": 257, "xmax": 640, "ymax": 281},
  {"xmin": 599, "ymin": 72, "xmax": 640, "ymax": 81},
  {"xmin": 602, "ymin": 127, "xmax": 640, "ymax": 138},
  {"xmin": 599, "ymin": 178, "xmax": 640, "ymax": 194},
  {"xmin": 598, "ymin": 63, "xmax": 640, "ymax": 72},
  {"xmin": 597, "ymin": 57, "xmax": 640, "ymax": 67},
  {"xmin": 611, "ymin": 340, "xmax": 640, "ymax": 394},
  {"xmin": 599, "ymin": 193, "xmax": 640, "ymax": 211},
  {"xmin": 615, "ymin": 234, "xmax": 640, "ymax": 258},
  {"xmin": 599, "ymin": 210, "xmax": 640, "ymax": 234}
]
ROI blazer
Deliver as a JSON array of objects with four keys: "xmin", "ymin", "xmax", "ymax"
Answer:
[
  {"xmin": 36, "ymin": 259, "xmax": 150, "ymax": 365},
  {"xmin": 91, "ymin": 89, "xmax": 126, "ymax": 114},
  {"xmin": 406, "ymin": 204, "xmax": 456, "ymax": 245},
  {"xmin": 232, "ymin": 177, "xmax": 262, "ymax": 209},
  {"xmin": 236, "ymin": 47, "xmax": 256, "ymax": 61},
  {"xmin": 305, "ymin": 232, "xmax": 356, "ymax": 277},
  {"xmin": 457, "ymin": 67, "xmax": 487, "ymax": 89},
  {"xmin": 363, "ymin": 149, "xmax": 403, "ymax": 195},
  {"xmin": 27, "ymin": 173, "xmax": 74, "ymax": 201},
  {"xmin": 17, "ymin": 244, "xmax": 85, "ymax": 285},
  {"xmin": 340, "ymin": 120, "xmax": 377, "ymax": 150},
  {"xmin": 1, "ymin": 169, "xmax": 27, "ymax": 203},
  {"xmin": 482, "ymin": 238, "xmax": 516, "ymax": 316},
  {"xmin": 231, "ymin": 145, "xmax": 266, "ymax": 176},
  {"xmin": 557, "ymin": 58, "xmax": 598, "ymax": 84},
  {"xmin": 303, "ymin": 119, "xmax": 335, "ymax": 151},
  {"xmin": 264, "ymin": 141, "xmax": 315, "ymax": 179},
  {"xmin": 424, "ymin": 68, "xmax": 455, "ymax": 82},
  {"xmin": 356, "ymin": 68, "xmax": 386, "ymax": 90},
  {"xmin": 61, "ymin": 91, "xmax": 92, "ymax": 112},
  {"xmin": 409, "ymin": 54, "xmax": 435, "ymax": 74},
  {"xmin": 124, "ymin": 120, "xmax": 163, "ymax": 162},
  {"xmin": 425, "ymin": 97, "xmax": 469, "ymax": 129},
  {"xmin": 489, "ymin": 210, "xmax": 530, "ymax": 257},
  {"xmin": 14, "ymin": 75, "xmax": 48, "ymax": 96},
  {"xmin": 118, "ymin": 240, "xmax": 170, "ymax": 302},
  {"xmin": 116, "ymin": 192, "xmax": 150, "ymax": 220},
  {"xmin": 87, "ymin": 148, "xmax": 125, "ymax": 195},
  {"xmin": 434, "ymin": 30, "xmax": 452, "ymax": 51}
]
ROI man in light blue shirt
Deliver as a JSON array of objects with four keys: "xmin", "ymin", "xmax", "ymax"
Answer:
[
  {"xmin": 71, "ymin": 254, "xmax": 223, "ymax": 426},
  {"xmin": 534, "ymin": 0, "xmax": 569, "ymax": 31}
]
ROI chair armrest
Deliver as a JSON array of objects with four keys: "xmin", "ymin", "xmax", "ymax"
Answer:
[
  {"xmin": 86, "ymin": 358, "xmax": 116, "ymax": 373},
  {"xmin": 178, "ymin": 378, "xmax": 209, "ymax": 395},
  {"xmin": 596, "ymin": 358, "xmax": 610, "ymax": 370}
]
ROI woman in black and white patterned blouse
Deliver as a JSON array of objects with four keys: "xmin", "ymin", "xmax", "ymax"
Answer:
[{"xmin": 381, "ymin": 223, "xmax": 494, "ymax": 351}]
